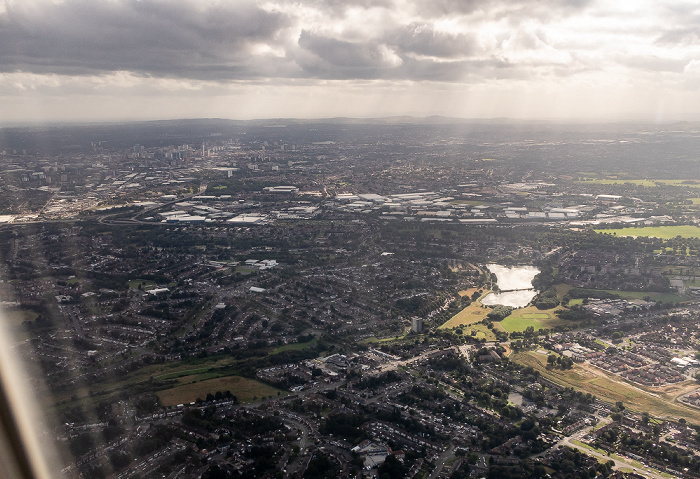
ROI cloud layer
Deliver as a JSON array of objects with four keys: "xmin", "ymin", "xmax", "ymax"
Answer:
[{"xmin": 2, "ymin": 0, "xmax": 700, "ymax": 122}]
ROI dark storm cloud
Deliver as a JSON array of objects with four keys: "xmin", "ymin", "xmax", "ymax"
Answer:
[{"xmin": 0, "ymin": 0, "xmax": 292, "ymax": 80}]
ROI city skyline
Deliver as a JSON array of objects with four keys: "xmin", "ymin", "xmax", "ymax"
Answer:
[{"xmin": 3, "ymin": 0, "xmax": 700, "ymax": 124}]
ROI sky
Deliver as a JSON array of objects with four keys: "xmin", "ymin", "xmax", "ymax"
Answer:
[{"xmin": 2, "ymin": 0, "xmax": 700, "ymax": 124}]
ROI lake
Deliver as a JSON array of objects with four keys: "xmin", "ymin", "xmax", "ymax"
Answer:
[{"xmin": 480, "ymin": 264, "xmax": 540, "ymax": 308}]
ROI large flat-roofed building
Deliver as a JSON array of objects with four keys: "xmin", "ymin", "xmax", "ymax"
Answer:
[
  {"xmin": 263, "ymin": 185, "xmax": 299, "ymax": 194},
  {"xmin": 164, "ymin": 215, "xmax": 207, "ymax": 223},
  {"xmin": 227, "ymin": 214, "xmax": 267, "ymax": 225}
]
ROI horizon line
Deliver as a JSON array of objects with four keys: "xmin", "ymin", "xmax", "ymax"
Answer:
[{"xmin": 1, "ymin": 115, "xmax": 698, "ymax": 129}]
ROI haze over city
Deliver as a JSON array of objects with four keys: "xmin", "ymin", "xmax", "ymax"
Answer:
[{"xmin": 3, "ymin": 0, "xmax": 700, "ymax": 124}]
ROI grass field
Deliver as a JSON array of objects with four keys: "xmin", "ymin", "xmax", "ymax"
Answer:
[
  {"xmin": 577, "ymin": 178, "xmax": 658, "ymax": 187},
  {"xmin": 499, "ymin": 306, "xmax": 569, "ymax": 332},
  {"xmin": 2, "ymin": 309, "xmax": 37, "ymax": 327},
  {"xmin": 555, "ymin": 283, "xmax": 573, "ymax": 298},
  {"xmin": 500, "ymin": 315, "xmax": 544, "ymax": 332},
  {"xmin": 570, "ymin": 440, "xmax": 673, "ymax": 477},
  {"xmin": 578, "ymin": 178, "xmax": 700, "ymax": 188},
  {"xmin": 273, "ymin": 339, "xmax": 317, "ymax": 353},
  {"xmin": 663, "ymin": 265, "xmax": 700, "ymax": 276},
  {"xmin": 597, "ymin": 289, "xmax": 691, "ymax": 304},
  {"xmin": 441, "ymin": 288, "xmax": 574, "ymax": 336},
  {"xmin": 439, "ymin": 301, "xmax": 491, "ymax": 330},
  {"xmin": 512, "ymin": 350, "xmax": 700, "ymax": 423},
  {"xmin": 595, "ymin": 225, "xmax": 700, "ymax": 239},
  {"xmin": 659, "ymin": 180, "xmax": 700, "ymax": 187},
  {"xmin": 570, "ymin": 439, "xmax": 608, "ymax": 458},
  {"xmin": 1, "ymin": 309, "xmax": 35, "ymax": 342},
  {"xmin": 362, "ymin": 335, "xmax": 410, "ymax": 343},
  {"xmin": 501, "ymin": 306, "xmax": 561, "ymax": 332},
  {"xmin": 457, "ymin": 287, "xmax": 479, "ymax": 297},
  {"xmin": 156, "ymin": 375, "xmax": 284, "ymax": 406},
  {"xmin": 48, "ymin": 354, "xmax": 245, "ymax": 410},
  {"xmin": 438, "ymin": 300, "xmax": 500, "ymax": 341},
  {"xmin": 154, "ymin": 367, "xmax": 214, "ymax": 381},
  {"xmin": 234, "ymin": 265, "xmax": 257, "ymax": 274},
  {"xmin": 127, "ymin": 279, "xmax": 156, "ymax": 289}
]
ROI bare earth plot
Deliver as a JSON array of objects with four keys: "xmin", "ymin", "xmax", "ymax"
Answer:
[{"xmin": 512, "ymin": 350, "xmax": 700, "ymax": 423}]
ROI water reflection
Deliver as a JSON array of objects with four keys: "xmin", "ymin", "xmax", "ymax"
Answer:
[
  {"xmin": 481, "ymin": 289, "xmax": 538, "ymax": 308},
  {"xmin": 481, "ymin": 264, "xmax": 540, "ymax": 308}
]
